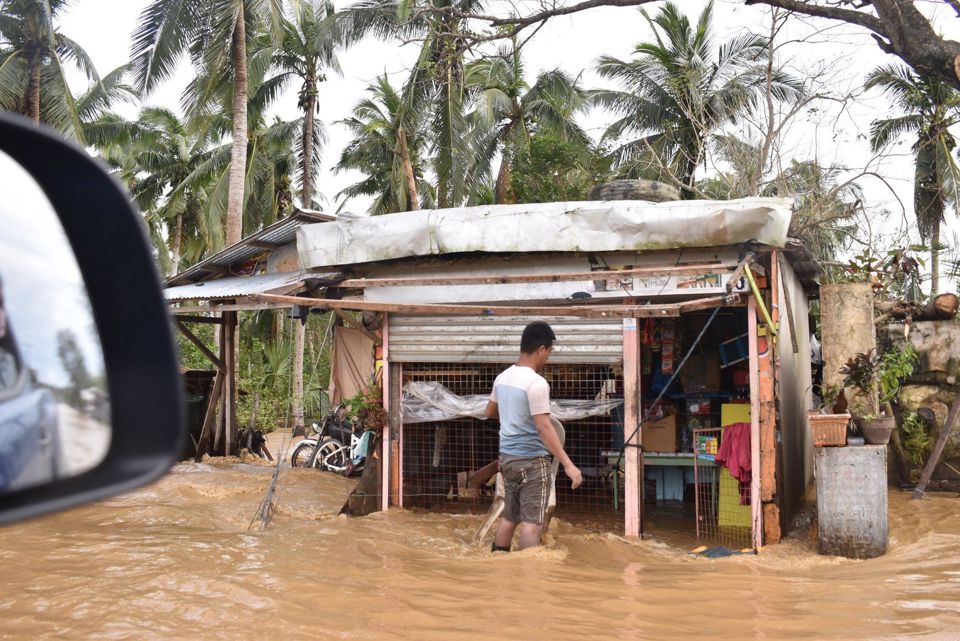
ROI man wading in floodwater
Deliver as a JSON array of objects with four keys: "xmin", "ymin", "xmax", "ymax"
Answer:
[{"xmin": 484, "ymin": 321, "xmax": 582, "ymax": 551}]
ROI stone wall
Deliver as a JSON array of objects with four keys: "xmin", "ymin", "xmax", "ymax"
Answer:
[{"xmin": 880, "ymin": 319, "xmax": 960, "ymax": 488}]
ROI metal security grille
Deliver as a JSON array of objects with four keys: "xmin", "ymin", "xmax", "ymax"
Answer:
[
  {"xmin": 400, "ymin": 362, "xmax": 625, "ymax": 533},
  {"xmin": 693, "ymin": 427, "xmax": 752, "ymax": 549},
  {"xmin": 389, "ymin": 316, "xmax": 623, "ymax": 364}
]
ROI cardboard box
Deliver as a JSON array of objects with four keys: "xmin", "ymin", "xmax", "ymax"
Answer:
[
  {"xmin": 680, "ymin": 353, "xmax": 721, "ymax": 392},
  {"xmin": 642, "ymin": 414, "xmax": 677, "ymax": 453}
]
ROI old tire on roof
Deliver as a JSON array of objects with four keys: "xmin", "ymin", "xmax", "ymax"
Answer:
[{"xmin": 588, "ymin": 179, "xmax": 680, "ymax": 203}]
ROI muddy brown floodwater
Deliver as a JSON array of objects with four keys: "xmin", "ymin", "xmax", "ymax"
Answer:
[{"xmin": 1, "ymin": 450, "xmax": 960, "ymax": 641}]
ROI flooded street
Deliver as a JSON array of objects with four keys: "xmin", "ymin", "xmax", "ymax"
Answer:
[{"xmin": 2, "ymin": 449, "xmax": 960, "ymax": 641}]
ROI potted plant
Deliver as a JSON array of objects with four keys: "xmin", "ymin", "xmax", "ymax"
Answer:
[
  {"xmin": 808, "ymin": 383, "xmax": 851, "ymax": 447},
  {"xmin": 840, "ymin": 346, "xmax": 916, "ymax": 445}
]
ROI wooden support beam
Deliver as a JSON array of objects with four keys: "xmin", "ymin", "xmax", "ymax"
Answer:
[
  {"xmin": 170, "ymin": 301, "xmax": 293, "ymax": 314},
  {"xmin": 339, "ymin": 262, "xmax": 739, "ymax": 289},
  {"xmin": 256, "ymin": 293, "xmax": 740, "ymax": 319},
  {"xmin": 202, "ymin": 265, "xmax": 233, "ymax": 275},
  {"xmin": 176, "ymin": 314, "xmax": 225, "ymax": 325},
  {"xmin": 623, "ymin": 318, "xmax": 642, "ymax": 538},
  {"xmin": 748, "ymin": 300, "xmax": 764, "ymax": 549},
  {"xmin": 194, "ymin": 371, "xmax": 224, "ymax": 462},
  {"xmin": 679, "ymin": 293, "xmax": 741, "ymax": 314},
  {"xmin": 333, "ymin": 308, "xmax": 383, "ymax": 345},
  {"xmin": 247, "ymin": 240, "xmax": 282, "ymax": 250},
  {"xmin": 175, "ymin": 318, "xmax": 225, "ymax": 372},
  {"xmin": 726, "ymin": 252, "xmax": 755, "ymax": 293},
  {"xmin": 223, "ymin": 311, "xmax": 237, "ymax": 456}
]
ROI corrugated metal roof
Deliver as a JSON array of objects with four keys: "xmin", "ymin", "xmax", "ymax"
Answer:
[
  {"xmin": 165, "ymin": 210, "xmax": 334, "ymax": 286},
  {"xmin": 388, "ymin": 315, "xmax": 624, "ymax": 364},
  {"xmin": 164, "ymin": 271, "xmax": 304, "ymax": 302}
]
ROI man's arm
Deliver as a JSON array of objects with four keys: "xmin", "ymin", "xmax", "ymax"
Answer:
[
  {"xmin": 483, "ymin": 400, "xmax": 498, "ymax": 420},
  {"xmin": 533, "ymin": 413, "xmax": 582, "ymax": 489}
]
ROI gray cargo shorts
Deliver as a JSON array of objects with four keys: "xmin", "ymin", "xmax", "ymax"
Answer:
[{"xmin": 499, "ymin": 454, "xmax": 552, "ymax": 525}]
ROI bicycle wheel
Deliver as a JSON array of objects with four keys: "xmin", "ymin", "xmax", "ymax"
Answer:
[
  {"xmin": 290, "ymin": 440, "xmax": 317, "ymax": 468},
  {"xmin": 316, "ymin": 437, "xmax": 348, "ymax": 473}
]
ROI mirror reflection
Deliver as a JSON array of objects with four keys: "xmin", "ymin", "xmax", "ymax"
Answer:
[{"xmin": 0, "ymin": 151, "xmax": 110, "ymax": 492}]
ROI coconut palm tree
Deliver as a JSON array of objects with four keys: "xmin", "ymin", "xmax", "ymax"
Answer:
[
  {"xmin": 184, "ymin": 48, "xmax": 322, "ymax": 236},
  {"xmin": 272, "ymin": 0, "xmax": 340, "ymax": 210},
  {"xmin": 130, "ymin": 0, "xmax": 284, "ymax": 248},
  {"xmin": 338, "ymin": 0, "xmax": 486, "ymax": 208},
  {"xmin": 467, "ymin": 41, "xmax": 589, "ymax": 204},
  {"xmin": 592, "ymin": 0, "xmax": 799, "ymax": 198},
  {"xmin": 335, "ymin": 74, "xmax": 432, "ymax": 214},
  {"xmin": 0, "ymin": 0, "xmax": 99, "ymax": 137},
  {"xmin": 122, "ymin": 107, "xmax": 219, "ymax": 276},
  {"xmin": 866, "ymin": 65, "xmax": 960, "ymax": 295}
]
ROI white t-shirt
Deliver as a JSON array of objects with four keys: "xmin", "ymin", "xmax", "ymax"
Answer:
[{"xmin": 490, "ymin": 365, "xmax": 551, "ymax": 457}]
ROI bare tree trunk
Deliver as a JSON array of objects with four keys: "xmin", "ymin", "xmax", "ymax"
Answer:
[
  {"xmin": 292, "ymin": 319, "xmax": 305, "ymax": 434},
  {"xmin": 301, "ymin": 88, "xmax": 316, "ymax": 209},
  {"xmin": 225, "ymin": 6, "xmax": 248, "ymax": 248},
  {"xmin": 26, "ymin": 59, "xmax": 41, "ymax": 123},
  {"xmin": 168, "ymin": 213, "xmax": 183, "ymax": 278},
  {"xmin": 494, "ymin": 157, "xmax": 513, "ymax": 204},
  {"xmin": 398, "ymin": 127, "xmax": 420, "ymax": 210}
]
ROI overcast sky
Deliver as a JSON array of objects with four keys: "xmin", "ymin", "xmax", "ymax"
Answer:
[{"xmin": 56, "ymin": 0, "xmax": 960, "ymax": 283}]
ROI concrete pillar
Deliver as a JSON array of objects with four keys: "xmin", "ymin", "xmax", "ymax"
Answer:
[
  {"xmin": 820, "ymin": 283, "xmax": 877, "ymax": 417},
  {"xmin": 815, "ymin": 445, "xmax": 888, "ymax": 559}
]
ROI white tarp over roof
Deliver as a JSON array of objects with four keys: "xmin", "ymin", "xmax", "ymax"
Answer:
[{"xmin": 296, "ymin": 198, "xmax": 792, "ymax": 269}]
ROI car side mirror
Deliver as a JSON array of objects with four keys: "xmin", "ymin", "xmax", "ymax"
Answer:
[{"xmin": 0, "ymin": 113, "xmax": 183, "ymax": 524}]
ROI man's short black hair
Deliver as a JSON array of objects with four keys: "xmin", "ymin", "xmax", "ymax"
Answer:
[{"xmin": 520, "ymin": 321, "xmax": 556, "ymax": 354}]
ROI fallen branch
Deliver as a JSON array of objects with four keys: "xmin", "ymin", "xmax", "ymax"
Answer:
[
  {"xmin": 875, "ymin": 293, "xmax": 958, "ymax": 324},
  {"xmin": 912, "ymin": 396, "xmax": 960, "ymax": 499}
]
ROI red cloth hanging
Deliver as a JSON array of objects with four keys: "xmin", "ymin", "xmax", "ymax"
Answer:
[{"xmin": 715, "ymin": 422, "xmax": 751, "ymax": 505}]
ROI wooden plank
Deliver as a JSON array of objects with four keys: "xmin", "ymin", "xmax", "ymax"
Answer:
[
  {"xmin": 175, "ymin": 319, "xmax": 225, "ymax": 372},
  {"xmin": 748, "ymin": 300, "xmax": 764, "ymax": 549},
  {"xmin": 776, "ymin": 253, "xmax": 800, "ymax": 355},
  {"xmin": 256, "ymin": 292, "xmax": 737, "ymax": 319},
  {"xmin": 333, "ymin": 308, "xmax": 383, "ymax": 345},
  {"xmin": 176, "ymin": 315, "xmax": 225, "ymax": 324},
  {"xmin": 194, "ymin": 371, "xmax": 224, "ymax": 462},
  {"xmin": 679, "ymin": 293, "xmax": 741, "ymax": 313},
  {"xmin": 726, "ymin": 252, "xmax": 755, "ymax": 293},
  {"xmin": 170, "ymin": 301, "xmax": 293, "ymax": 314},
  {"xmin": 623, "ymin": 318, "xmax": 642, "ymax": 538},
  {"xmin": 338, "ymin": 262, "xmax": 739, "ymax": 289}
]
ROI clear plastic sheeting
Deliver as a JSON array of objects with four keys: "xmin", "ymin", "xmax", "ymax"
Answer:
[
  {"xmin": 297, "ymin": 198, "xmax": 792, "ymax": 269},
  {"xmin": 401, "ymin": 381, "xmax": 623, "ymax": 424}
]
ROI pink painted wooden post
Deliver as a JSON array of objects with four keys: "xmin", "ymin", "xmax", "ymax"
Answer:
[
  {"xmin": 381, "ymin": 314, "xmax": 391, "ymax": 512},
  {"xmin": 747, "ymin": 300, "xmax": 763, "ymax": 549},
  {"xmin": 623, "ymin": 318, "xmax": 642, "ymax": 537}
]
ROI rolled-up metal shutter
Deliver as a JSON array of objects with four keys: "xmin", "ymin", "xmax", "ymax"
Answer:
[{"xmin": 387, "ymin": 316, "xmax": 623, "ymax": 364}]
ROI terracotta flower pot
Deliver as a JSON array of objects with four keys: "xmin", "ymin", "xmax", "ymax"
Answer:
[
  {"xmin": 859, "ymin": 415, "xmax": 896, "ymax": 445},
  {"xmin": 808, "ymin": 411, "xmax": 850, "ymax": 447}
]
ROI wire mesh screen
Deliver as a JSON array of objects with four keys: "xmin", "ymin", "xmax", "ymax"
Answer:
[
  {"xmin": 693, "ymin": 427, "xmax": 752, "ymax": 549},
  {"xmin": 401, "ymin": 362, "xmax": 625, "ymax": 533}
]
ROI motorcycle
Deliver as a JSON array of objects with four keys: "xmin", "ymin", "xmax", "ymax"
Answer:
[{"xmin": 290, "ymin": 405, "xmax": 372, "ymax": 476}]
